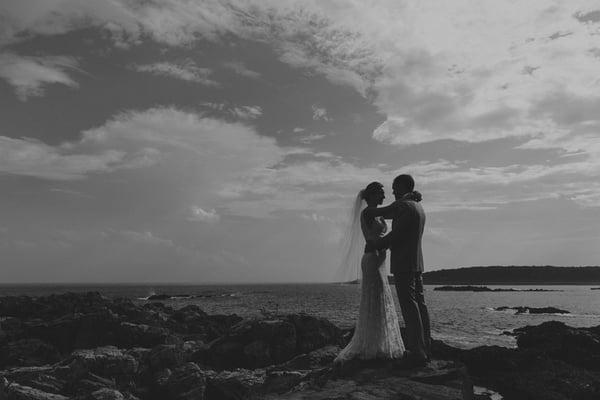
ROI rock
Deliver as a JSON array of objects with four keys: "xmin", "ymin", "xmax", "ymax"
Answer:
[
  {"xmin": 0, "ymin": 292, "xmax": 110, "ymax": 320},
  {"xmin": 1, "ymin": 383, "xmax": 69, "ymax": 400},
  {"xmin": 84, "ymin": 388, "xmax": 124, "ymax": 400},
  {"xmin": 268, "ymin": 345, "xmax": 341, "ymax": 371},
  {"xmin": 0, "ymin": 317, "xmax": 22, "ymax": 342},
  {"xmin": 285, "ymin": 314, "xmax": 344, "ymax": 354},
  {"xmin": 262, "ymin": 370, "xmax": 310, "ymax": 394},
  {"xmin": 494, "ymin": 306, "xmax": 570, "ymax": 314},
  {"xmin": 115, "ymin": 323, "xmax": 169, "ymax": 348},
  {"xmin": 61, "ymin": 346, "xmax": 138, "ymax": 382},
  {"xmin": 0, "ymin": 339, "xmax": 61, "ymax": 368},
  {"xmin": 434, "ymin": 286, "xmax": 561, "ymax": 292},
  {"xmin": 206, "ymin": 368, "xmax": 266, "ymax": 400},
  {"xmin": 208, "ymin": 319, "xmax": 296, "ymax": 369},
  {"xmin": 166, "ymin": 306, "xmax": 241, "ymax": 340},
  {"xmin": 152, "ymin": 362, "xmax": 209, "ymax": 400},
  {"xmin": 146, "ymin": 344, "xmax": 186, "ymax": 371},
  {"xmin": 261, "ymin": 370, "xmax": 464, "ymax": 400},
  {"xmin": 24, "ymin": 310, "xmax": 122, "ymax": 353},
  {"xmin": 0, "ymin": 366, "xmax": 65, "ymax": 394},
  {"xmin": 66, "ymin": 372, "xmax": 116, "ymax": 396},
  {"xmin": 514, "ymin": 321, "xmax": 600, "ymax": 369}
]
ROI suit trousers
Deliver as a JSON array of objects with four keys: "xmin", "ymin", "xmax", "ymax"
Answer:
[{"xmin": 393, "ymin": 271, "xmax": 431, "ymax": 358}]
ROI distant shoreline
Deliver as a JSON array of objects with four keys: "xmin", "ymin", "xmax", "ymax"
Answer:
[{"xmin": 421, "ymin": 265, "xmax": 600, "ymax": 285}]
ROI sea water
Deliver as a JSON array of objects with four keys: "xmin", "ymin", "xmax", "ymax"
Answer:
[{"xmin": 1, "ymin": 283, "xmax": 599, "ymax": 349}]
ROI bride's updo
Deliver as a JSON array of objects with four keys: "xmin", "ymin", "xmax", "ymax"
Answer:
[{"xmin": 361, "ymin": 181, "xmax": 384, "ymax": 201}]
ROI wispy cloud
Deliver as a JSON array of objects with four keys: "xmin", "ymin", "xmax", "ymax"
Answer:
[
  {"xmin": 0, "ymin": 53, "xmax": 80, "ymax": 100},
  {"xmin": 0, "ymin": 136, "xmax": 125, "ymax": 180},
  {"xmin": 131, "ymin": 61, "xmax": 218, "ymax": 85},
  {"xmin": 189, "ymin": 206, "xmax": 220, "ymax": 223},
  {"xmin": 201, "ymin": 102, "xmax": 262, "ymax": 119},
  {"xmin": 311, "ymin": 105, "xmax": 331, "ymax": 121},
  {"xmin": 222, "ymin": 61, "xmax": 261, "ymax": 79}
]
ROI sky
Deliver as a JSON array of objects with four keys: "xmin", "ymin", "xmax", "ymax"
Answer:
[{"xmin": 0, "ymin": 0, "xmax": 599, "ymax": 283}]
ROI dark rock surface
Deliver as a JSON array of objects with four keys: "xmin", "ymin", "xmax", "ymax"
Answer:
[
  {"xmin": 431, "ymin": 321, "xmax": 600, "ymax": 400},
  {"xmin": 2, "ymin": 292, "xmax": 600, "ymax": 399}
]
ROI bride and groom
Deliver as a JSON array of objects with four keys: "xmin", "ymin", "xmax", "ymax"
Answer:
[{"xmin": 335, "ymin": 174, "xmax": 432, "ymax": 367}]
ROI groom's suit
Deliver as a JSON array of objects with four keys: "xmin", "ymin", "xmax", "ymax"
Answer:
[{"xmin": 367, "ymin": 198, "xmax": 431, "ymax": 359}]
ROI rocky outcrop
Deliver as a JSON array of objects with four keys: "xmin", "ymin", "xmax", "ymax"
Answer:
[
  {"xmin": 206, "ymin": 315, "xmax": 344, "ymax": 370},
  {"xmin": 5, "ymin": 291, "xmax": 600, "ymax": 400},
  {"xmin": 494, "ymin": 306, "xmax": 570, "ymax": 314},
  {"xmin": 430, "ymin": 321, "xmax": 600, "ymax": 399},
  {"xmin": 435, "ymin": 285, "xmax": 561, "ymax": 292}
]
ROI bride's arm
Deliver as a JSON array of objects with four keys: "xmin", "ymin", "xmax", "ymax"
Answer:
[{"xmin": 363, "ymin": 202, "xmax": 398, "ymax": 220}]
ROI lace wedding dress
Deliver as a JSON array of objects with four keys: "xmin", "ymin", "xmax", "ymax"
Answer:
[{"xmin": 334, "ymin": 212, "xmax": 405, "ymax": 363}]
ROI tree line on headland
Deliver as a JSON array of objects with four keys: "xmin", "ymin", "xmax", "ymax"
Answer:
[{"xmin": 418, "ymin": 266, "xmax": 600, "ymax": 285}]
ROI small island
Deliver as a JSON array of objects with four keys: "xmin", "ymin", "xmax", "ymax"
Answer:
[
  {"xmin": 494, "ymin": 306, "xmax": 570, "ymax": 314},
  {"xmin": 434, "ymin": 285, "xmax": 562, "ymax": 292},
  {"xmin": 423, "ymin": 265, "xmax": 600, "ymax": 285}
]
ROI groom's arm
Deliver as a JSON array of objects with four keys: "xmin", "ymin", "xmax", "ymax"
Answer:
[
  {"xmin": 365, "ymin": 203, "xmax": 409, "ymax": 251},
  {"xmin": 363, "ymin": 201, "xmax": 399, "ymax": 220}
]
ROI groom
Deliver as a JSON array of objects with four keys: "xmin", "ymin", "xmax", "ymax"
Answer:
[{"xmin": 365, "ymin": 174, "xmax": 431, "ymax": 364}]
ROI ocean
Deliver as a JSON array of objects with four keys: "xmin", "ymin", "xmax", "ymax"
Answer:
[{"xmin": 1, "ymin": 283, "xmax": 599, "ymax": 349}]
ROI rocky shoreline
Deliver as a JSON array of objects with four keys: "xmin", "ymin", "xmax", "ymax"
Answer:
[
  {"xmin": 434, "ymin": 285, "xmax": 563, "ymax": 292},
  {"xmin": 0, "ymin": 292, "xmax": 599, "ymax": 399}
]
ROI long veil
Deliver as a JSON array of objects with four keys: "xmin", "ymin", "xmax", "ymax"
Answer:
[{"xmin": 336, "ymin": 191, "xmax": 365, "ymax": 282}]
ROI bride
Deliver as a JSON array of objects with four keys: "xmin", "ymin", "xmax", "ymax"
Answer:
[{"xmin": 334, "ymin": 182, "xmax": 405, "ymax": 364}]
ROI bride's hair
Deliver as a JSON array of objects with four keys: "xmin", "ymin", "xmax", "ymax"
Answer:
[{"xmin": 336, "ymin": 182, "xmax": 381, "ymax": 281}]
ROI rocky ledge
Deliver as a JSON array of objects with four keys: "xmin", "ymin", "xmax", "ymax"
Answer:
[
  {"xmin": 434, "ymin": 286, "xmax": 562, "ymax": 292},
  {"xmin": 0, "ymin": 292, "xmax": 598, "ymax": 399},
  {"xmin": 494, "ymin": 306, "xmax": 570, "ymax": 314}
]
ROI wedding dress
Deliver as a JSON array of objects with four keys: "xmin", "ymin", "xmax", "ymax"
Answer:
[{"xmin": 334, "ymin": 212, "xmax": 405, "ymax": 363}]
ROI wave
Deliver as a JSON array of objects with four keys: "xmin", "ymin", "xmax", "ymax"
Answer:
[{"xmin": 139, "ymin": 292, "xmax": 238, "ymax": 301}]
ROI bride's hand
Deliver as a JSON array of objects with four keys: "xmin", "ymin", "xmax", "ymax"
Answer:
[{"xmin": 404, "ymin": 190, "xmax": 422, "ymax": 202}]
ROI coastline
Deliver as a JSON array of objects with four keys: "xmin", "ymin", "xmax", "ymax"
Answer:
[{"xmin": 1, "ymin": 291, "xmax": 599, "ymax": 399}]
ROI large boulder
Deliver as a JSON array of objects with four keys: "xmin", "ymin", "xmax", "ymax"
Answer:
[
  {"xmin": 205, "ymin": 369, "xmax": 266, "ymax": 400},
  {"xmin": 114, "ymin": 323, "xmax": 169, "ymax": 348},
  {"xmin": 207, "ymin": 319, "xmax": 296, "ymax": 369},
  {"xmin": 514, "ymin": 321, "xmax": 600, "ymax": 370},
  {"xmin": 0, "ymin": 381, "xmax": 69, "ymax": 400},
  {"xmin": 284, "ymin": 314, "xmax": 344, "ymax": 354},
  {"xmin": 0, "ymin": 339, "xmax": 61, "ymax": 368},
  {"xmin": 24, "ymin": 310, "xmax": 122, "ymax": 353},
  {"xmin": 146, "ymin": 344, "xmax": 186, "ymax": 372},
  {"xmin": 83, "ymin": 388, "xmax": 125, "ymax": 400},
  {"xmin": 60, "ymin": 346, "xmax": 138, "ymax": 384},
  {"xmin": 0, "ymin": 366, "xmax": 65, "ymax": 394},
  {"xmin": 207, "ymin": 314, "xmax": 344, "ymax": 370},
  {"xmin": 151, "ymin": 362, "xmax": 209, "ymax": 400},
  {"xmin": 0, "ymin": 292, "xmax": 110, "ymax": 320},
  {"xmin": 268, "ymin": 345, "xmax": 341, "ymax": 371},
  {"xmin": 166, "ymin": 306, "xmax": 241, "ymax": 340}
]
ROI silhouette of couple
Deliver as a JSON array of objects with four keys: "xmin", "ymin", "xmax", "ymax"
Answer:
[{"xmin": 334, "ymin": 174, "xmax": 431, "ymax": 367}]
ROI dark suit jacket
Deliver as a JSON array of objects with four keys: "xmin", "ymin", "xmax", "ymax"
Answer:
[{"xmin": 371, "ymin": 200, "xmax": 425, "ymax": 274}]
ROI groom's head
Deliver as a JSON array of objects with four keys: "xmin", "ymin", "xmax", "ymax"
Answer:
[{"xmin": 392, "ymin": 174, "xmax": 414, "ymax": 199}]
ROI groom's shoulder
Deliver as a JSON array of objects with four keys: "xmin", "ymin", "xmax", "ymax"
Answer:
[{"xmin": 399, "ymin": 199, "xmax": 425, "ymax": 214}]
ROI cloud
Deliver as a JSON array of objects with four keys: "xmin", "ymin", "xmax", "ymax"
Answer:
[
  {"xmin": 189, "ymin": 206, "xmax": 220, "ymax": 223},
  {"xmin": 0, "ymin": 136, "xmax": 125, "ymax": 180},
  {"xmin": 298, "ymin": 134, "xmax": 326, "ymax": 144},
  {"xmin": 130, "ymin": 61, "xmax": 217, "ymax": 85},
  {"xmin": 0, "ymin": 107, "xmax": 286, "ymax": 185},
  {"xmin": 200, "ymin": 102, "xmax": 262, "ymax": 119},
  {"xmin": 230, "ymin": 106, "xmax": 262, "ymax": 119},
  {"xmin": 311, "ymin": 105, "xmax": 330, "ymax": 121},
  {"xmin": 222, "ymin": 61, "xmax": 261, "ymax": 79},
  {"xmin": 0, "ymin": 53, "xmax": 80, "ymax": 100}
]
